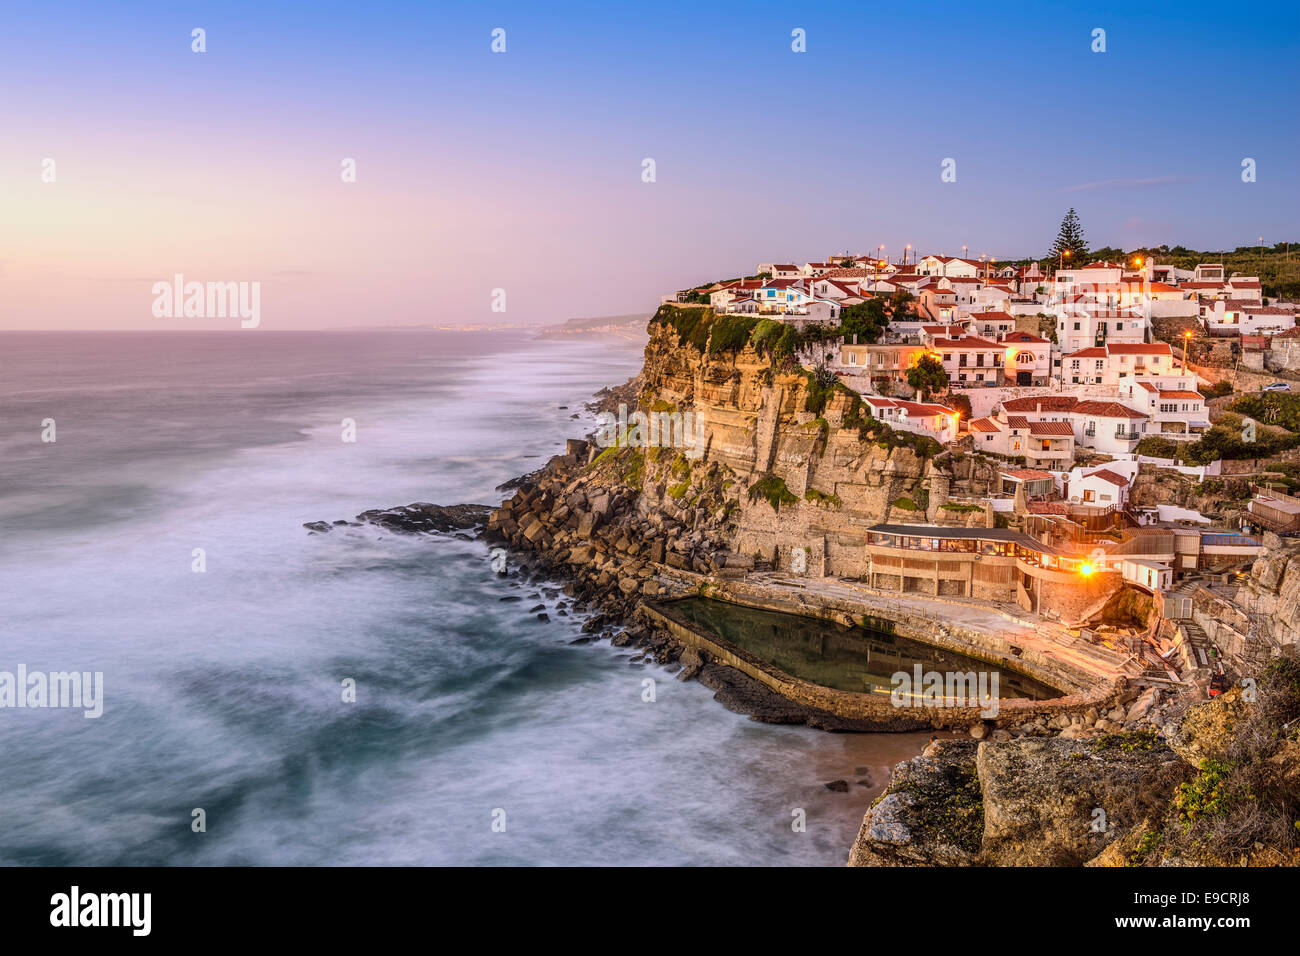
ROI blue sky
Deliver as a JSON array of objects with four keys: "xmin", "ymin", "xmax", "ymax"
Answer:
[{"xmin": 2, "ymin": 0, "xmax": 1297, "ymax": 327}]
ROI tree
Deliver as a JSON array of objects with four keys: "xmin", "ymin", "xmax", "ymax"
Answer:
[
  {"xmin": 889, "ymin": 290, "xmax": 916, "ymax": 320},
  {"xmin": 839, "ymin": 299, "xmax": 889, "ymax": 344},
  {"xmin": 947, "ymin": 391, "xmax": 973, "ymax": 421},
  {"xmin": 1049, "ymin": 208, "xmax": 1090, "ymax": 265},
  {"xmin": 907, "ymin": 354, "xmax": 948, "ymax": 401}
]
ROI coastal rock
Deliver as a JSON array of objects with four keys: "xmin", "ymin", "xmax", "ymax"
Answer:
[
  {"xmin": 349, "ymin": 502, "xmax": 494, "ymax": 535},
  {"xmin": 848, "ymin": 740, "xmax": 982, "ymax": 867},
  {"xmin": 975, "ymin": 735, "xmax": 1185, "ymax": 866},
  {"xmin": 1163, "ymin": 685, "xmax": 1247, "ymax": 767}
]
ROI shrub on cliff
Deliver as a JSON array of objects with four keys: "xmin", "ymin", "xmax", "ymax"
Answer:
[
  {"xmin": 654, "ymin": 303, "xmax": 714, "ymax": 352},
  {"xmin": 1132, "ymin": 660, "xmax": 1300, "ymax": 865},
  {"xmin": 746, "ymin": 474, "xmax": 799, "ymax": 512},
  {"xmin": 708, "ymin": 314, "xmax": 760, "ymax": 354},
  {"xmin": 1230, "ymin": 392, "xmax": 1300, "ymax": 432}
]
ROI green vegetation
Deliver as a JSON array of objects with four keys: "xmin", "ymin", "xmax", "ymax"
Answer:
[
  {"xmin": 906, "ymin": 354, "xmax": 948, "ymax": 401},
  {"xmin": 1093, "ymin": 729, "xmax": 1161, "ymax": 753},
  {"xmin": 1048, "ymin": 207, "xmax": 1090, "ymax": 264},
  {"xmin": 1138, "ymin": 413, "xmax": 1300, "ymax": 465},
  {"xmin": 804, "ymin": 487, "xmax": 842, "ymax": 509},
  {"xmin": 1230, "ymin": 392, "xmax": 1300, "ymax": 433},
  {"xmin": 746, "ymin": 474, "xmax": 799, "ymax": 512},
  {"xmin": 1134, "ymin": 435, "xmax": 1180, "ymax": 459},
  {"xmin": 947, "ymin": 392, "xmax": 973, "ymax": 422},
  {"xmin": 893, "ymin": 762, "xmax": 984, "ymax": 854},
  {"xmin": 1182, "ymin": 416, "xmax": 1300, "ymax": 465},
  {"xmin": 655, "ymin": 303, "xmax": 715, "ymax": 351},
  {"xmin": 940, "ymin": 501, "xmax": 982, "ymax": 513},
  {"xmin": 891, "ymin": 495, "xmax": 919, "ymax": 511},
  {"xmin": 803, "ymin": 364, "xmax": 846, "ymax": 414},
  {"xmin": 667, "ymin": 480, "xmax": 690, "ymax": 500},
  {"xmin": 1129, "ymin": 659, "xmax": 1300, "ymax": 865},
  {"xmin": 707, "ymin": 314, "xmax": 761, "ymax": 354},
  {"xmin": 838, "ymin": 299, "xmax": 890, "ymax": 344},
  {"xmin": 1201, "ymin": 381, "xmax": 1234, "ymax": 400},
  {"xmin": 1175, "ymin": 759, "xmax": 1245, "ymax": 826}
]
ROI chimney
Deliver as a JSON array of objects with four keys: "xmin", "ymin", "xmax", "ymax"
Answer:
[{"xmin": 1036, "ymin": 401, "xmax": 1042, "ymax": 414}]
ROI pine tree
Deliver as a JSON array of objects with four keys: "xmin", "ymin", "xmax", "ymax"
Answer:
[{"xmin": 1049, "ymin": 208, "xmax": 1090, "ymax": 265}]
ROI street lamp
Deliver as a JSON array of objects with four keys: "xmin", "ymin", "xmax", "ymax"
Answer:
[{"xmin": 1183, "ymin": 330, "xmax": 1192, "ymax": 371}]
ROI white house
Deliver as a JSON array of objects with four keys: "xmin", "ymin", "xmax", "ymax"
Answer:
[
  {"xmin": 862, "ymin": 396, "xmax": 960, "ymax": 444},
  {"xmin": 968, "ymin": 413, "xmax": 1074, "ymax": 468},
  {"xmin": 1202, "ymin": 299, "xmax": 1297, "ymax": 335},
  {"xmin": 1061, "ymin": 342, "xmax": 1179, "ymax": 386},
  {"xmin": 917, "ymin": 255, "xmax": 981, "ymax": 278},
  {"xmin": 967, "ymin": 309, "xmax": 1018, "ymax": 340},
  {"xmin": 1120, "ymin": 380, "xmax": 1211, "ymax": 442},
  {"xmin": 933, "ymin": 336, "xmax": 1004, "ymax": 387},
  {"xmin": 1055, "ymin": 307, "xmax": 1149, "ymax": 352},
  {"xmin": 1000, "ymin": 331, "xmax": 1052, "ymax": 386},
  {"xmin": 1000, "ymin": 395, "xmax": 1149, "ymax": 456},
  {"xmin": 1066, "ymin": 467, "xmax": 1131, "ymax": 509}
]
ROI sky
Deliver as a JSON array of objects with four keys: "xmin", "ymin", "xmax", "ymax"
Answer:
[{"xmin": 1, "ymin": 0, "xmax": 1297, "ymax": 330}]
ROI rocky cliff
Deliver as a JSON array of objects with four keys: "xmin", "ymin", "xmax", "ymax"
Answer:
[
  {"xmin": 1233, "ymin": 533, "xmax": 1300, "ymax": 654},
  {"xmin": 851, "ymin": 668, "xmax": 1300, "ymax": 867}
]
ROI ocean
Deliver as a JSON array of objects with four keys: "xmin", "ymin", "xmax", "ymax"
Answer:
[{"xmin": 0, "ymin": 330, "xmax": 927, "ymax": 866}]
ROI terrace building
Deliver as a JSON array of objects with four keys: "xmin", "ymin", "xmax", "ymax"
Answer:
[{"xmin": 863, "ymin": 524, "xmax": 1119, "ymax": 617}]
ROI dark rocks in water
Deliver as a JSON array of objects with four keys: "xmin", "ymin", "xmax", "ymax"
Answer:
[
  {"xmin": 303, "ymin": 521, "xmax": 332, "ymax": 533},
  {"xmin": 528, "ymin": 604, "xmax": 546, "ymax": 612},
  {"xmin": 569, "ymin": 637, "xmax": 592, "ymax": 645},
  {"xmin": 696, "ymin": 662, "xmax": 930, "ymax": 732},
  {"xmin": 536, "ymin": 612, "xmax": 550, "ymax": 622},
  {"xmin": 496, "ymin": 469, "xmax": 544, "ymax": 493},
  {"xmin": 824, "ymin": 780, "xmax": 850, "ymax": 793},
  {"xmin": 332, "ymin": 519, "xmax": 349, "ymax": 526},
  {"xmin": 499, "ymin": 596, "xmax": 522, "ymax": 603},
  {"xmin": 354, "ymin": 502, "xmax": 494, "ymax": 535}
]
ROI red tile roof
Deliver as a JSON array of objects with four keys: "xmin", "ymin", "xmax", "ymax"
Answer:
[
  {"xmin": 1030, "ymin": 421, "xmax": 1075, "ymax": 436},
  {"xmin": 1001, "ymin": 396, "xmax": 1079, "ymax": 412},
  {"xmin": 1072, "ymin": 400, "xmax": 1147, "ymax": 419},
  {"xmin": 933, "ymin": 336, "xmax": 1002, "ymax": 349},
  {"xmin": 1086, "ymin": 468, "xmax": 1130, "ymax": 487}
]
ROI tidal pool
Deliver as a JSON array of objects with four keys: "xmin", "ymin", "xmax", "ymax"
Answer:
[{"xmin": 664, "ymin": 597, "xmax": 1062, "ymax": 700}]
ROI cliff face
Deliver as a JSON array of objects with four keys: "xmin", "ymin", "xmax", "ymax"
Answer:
[
  {"xmin": 852, "ymin": 679, "xmax": 1300, "ymax": 867},
  {"xmin": 633, "ymin": 314, "xmax": 982, "ymax": 576},
  {"xmin": 1234, "ymin": 533, "xmax": 1300, "ymax": 653}
]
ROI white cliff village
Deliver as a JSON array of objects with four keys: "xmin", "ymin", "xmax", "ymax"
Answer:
[{"xmin": 658, "ymin": 236, "xmax": 1300, "ymax": 692}]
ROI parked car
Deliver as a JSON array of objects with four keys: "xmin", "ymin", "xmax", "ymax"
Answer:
[{"xmin": 1262, "ymin": 382, "xmax": 1292, "ymax": 392}]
